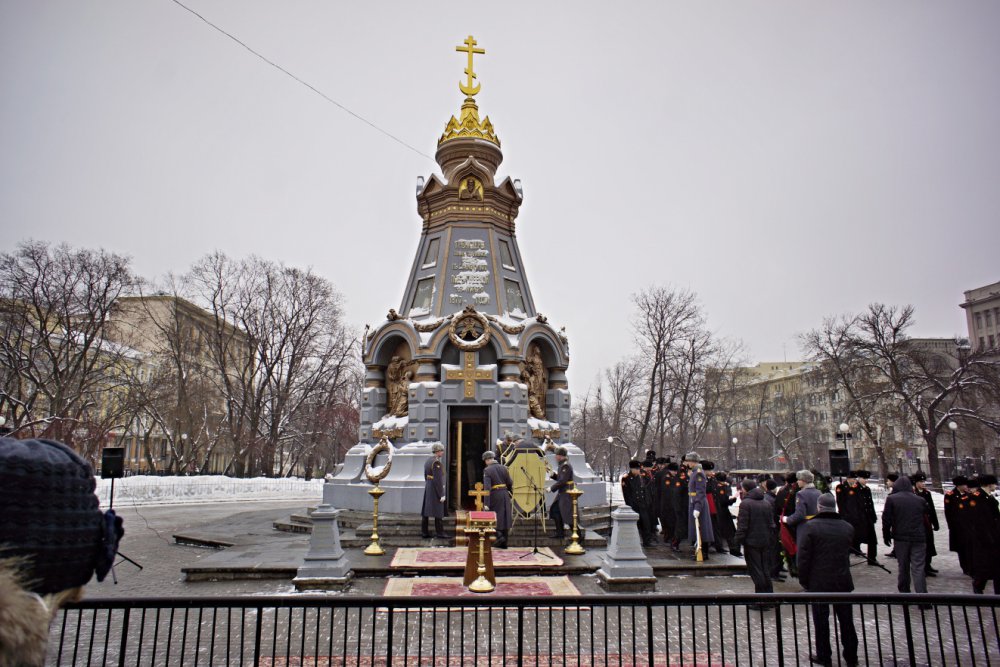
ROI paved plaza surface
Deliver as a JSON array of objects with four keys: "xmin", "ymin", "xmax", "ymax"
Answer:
[
  {"xmin": 59, "ymin": 501, "xmax": 996, "ymax": 666},
  {"xmin": 88, "ymin": 500, "xmax": 975, "ymax": 599}
]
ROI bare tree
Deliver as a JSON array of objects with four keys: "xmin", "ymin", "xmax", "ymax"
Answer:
[
  {"xmin": 630, "ymin": 286, "xmax": 700, "ymax": 452},
  {"xmin": 806, "ymin": 304, "xmax": 1000, "ymax": 486},
  {"xmin": 0, "ymin": 241, "xmax": 139, "ymax": 465},
  {"xmin": 186, "ymin": 252, "xmax": 360, "ymax": 477}
]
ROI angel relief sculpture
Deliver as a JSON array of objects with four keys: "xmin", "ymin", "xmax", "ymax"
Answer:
[
  {"xmin": 520, "ymin": 344, "xmax": 547, "ymax": 420},
  {"xmin": 386, "ymin": 355, "xmax": 417, "ymax": 417}
]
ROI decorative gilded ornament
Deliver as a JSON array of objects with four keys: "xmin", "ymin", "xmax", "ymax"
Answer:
[
  {"xmin": 449, "ymin": 306, "xmax": 491, "ymax": 351},
  {"xmin": 458, "ymin": 176, "xmax": 484, "ymax": 201},
  {"xmin": 439, "ymin": 36, "xmax": 500, "ymax": 147},
  {"xmin": 444, "ymin": 351, "xmax": 493, "ymax": 399},
  {"xmin": 364, "ymin": 436, "xmax": 394, "ymax": 483},
  {"xmin": 484, "ymin": 313, "xmax": 525, "ymax": 334}
]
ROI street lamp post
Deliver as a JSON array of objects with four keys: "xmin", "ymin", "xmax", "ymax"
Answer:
[
  {"xmin": 606, "ymin": 436, "xmax": 630, "ymax": 480},
  {"xmin": 948, "ymin": 421, "xmax": 958, "ymax": 462},
  {"xmin": 732, "ymin": 437, "xmax": 738, "ymax": 469}
]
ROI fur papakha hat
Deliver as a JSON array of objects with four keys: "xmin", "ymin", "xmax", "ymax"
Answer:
[{"xmin": 0, "ymin": 438, "xmax": 104, "ymax": 595}]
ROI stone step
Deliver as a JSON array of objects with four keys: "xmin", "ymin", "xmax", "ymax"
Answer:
[
  {"xmin": 275, "ymin": 506, "xmax": 612, "ymax": 535},
  {"xmin": 344, "ymin": 526, "xmax": 606, "ymax": 549}
]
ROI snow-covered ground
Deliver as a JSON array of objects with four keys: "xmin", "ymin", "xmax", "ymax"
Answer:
[{"xmin": 95, "ymin": 475, "xmax": 323, "ymax": 509}]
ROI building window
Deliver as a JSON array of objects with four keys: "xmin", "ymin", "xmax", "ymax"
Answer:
[
  {"xmin": 498, "ymin": 240, "xmax": 515, "ymax": 270},
  {"xmin": 987, "ymin": 310, "xmax": 994, "ymax": 327},
  {"xmin": 990, "ymin": 334, "xmax": 996, "ymax": 349},
  {"xmin": 975, "ymin": 312, "xmax": 983, "ymax": 329},
  {"xmin": 411, "ymin": 278, "xmax": 435, "ymax": 315},
  {"xmin": 422, "ymin": 238, "xmax": 440, "ymax": 268},
  {"xmin": 505, "ymin": 279, "xmax": 526, "ymax": 316},
  {"xmin": 980, "ymin": 337, "xmax": 986, "ymax": 350}
]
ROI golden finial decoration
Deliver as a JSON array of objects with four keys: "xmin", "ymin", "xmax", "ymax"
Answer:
[
  {"xmin": 439, "ymin": 35, "xmax": 500, "ymax": 148},
  {"xmin": 457, "ymin": 35, "xmax": 485, "ymax": 97}
]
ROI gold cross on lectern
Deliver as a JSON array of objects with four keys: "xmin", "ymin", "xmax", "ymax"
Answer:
[
  {"xmin": 456, "ymin": 35, "xmax": 485, "ymax": 96},
  {"xmin": 468, "ymin": 482, "xmax": 489, "ymax": 511},
  {"xmin": 445, "ymin": 352, "xmax": 493, "ymax": 398}
]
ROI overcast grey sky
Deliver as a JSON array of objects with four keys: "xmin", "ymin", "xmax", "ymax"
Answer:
[{"xmin": 2, "ymin": 1, "xmax": 998, "ymax": 399}]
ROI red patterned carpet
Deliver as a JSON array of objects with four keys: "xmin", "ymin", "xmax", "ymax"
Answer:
[
  {"xmin": 390, "ymin": 546, "xmax": 562, "ymax": 569},
  {"xmin": 382, "ymin": 575, "xmax": 578, "ymax": 597},
  {"xmin": 262, "ymin": 653, "xmax": 732, "ymax": 666}
]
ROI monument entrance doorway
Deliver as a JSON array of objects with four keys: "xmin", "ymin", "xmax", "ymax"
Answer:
[{"xmin": 448, "ymin": 406, "xmax": 490, "ymax": 510}]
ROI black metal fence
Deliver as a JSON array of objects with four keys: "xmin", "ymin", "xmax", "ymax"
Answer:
[{"xmin": 49, "ymin": 593, "xmax": 999, "ymax": 666}]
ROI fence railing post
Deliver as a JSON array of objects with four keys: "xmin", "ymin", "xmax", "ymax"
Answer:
[
  {"xmin": 646, "ymin": 604, "xmax": 654, "ymax": 666},
  {"xmin": 903, "ymin": 604, "xmax": 917, "ymax": 666},
  {"xmin": 774, "ymin": 604, "xmax": 784, "ymax": 667},
  {"xmin": 386, "ymin": 605, "xmax": 394, "ymax": 666},
  {"xmin": 253, "ymin": 606, "xmax": 263, "ymax": 667},
  {"xmin": 117, "ymin": 607, "xmax": 130, "ymax": 667},
  {"xmin": 517, "ymin": 605, "xmax": 524, "ymax": 667}
]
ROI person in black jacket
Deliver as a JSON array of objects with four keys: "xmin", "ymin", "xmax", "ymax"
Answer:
[
  {"xmin": 734, "ymin": 479, "xmax": 774, "ymax": 597},
  {"xmin": 659, "ymin": 460, "xmax": 678, "ymax": 544},
  {"xmin": 966, "ymin": 474, "xmax": 1000, "ymax": 594},
  {"xmin": 670, "ymin": 464, "xmax": 689, "ymax": 552},
  {"xmin": 854, "ymin": 471, "xmax": 879, "ymax": 565},
  {"xmin": 548, "ymin": 447, "xmax": 574, "ymax": 540},
  {"xmin": 943, "ymin": 475, "xmax": 971, "ymax": 574},
  {"xmin": 910, "ymin": 472, "xmax": 939, "ymax": 575},
  {"xmin": 881, "ymin": 476, "xmax": 928, "ymax": 594},
  {"xmin": 621, "ymin": 460, "xmax": 655, "ymax": 547},
  {"xmin": 715, "ymin": 472, "xmax": 737, "ymax": 555},
  {"xmin": 796, "ymin": 493, "xmax": 858, "ymax": 667}
]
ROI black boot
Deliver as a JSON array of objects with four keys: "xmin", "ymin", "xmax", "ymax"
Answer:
[
  {"xmin": 495, "ymin": 530, "xmax": 508, "ymax": 549},
  {"xmin": 553, "ymin": 520, "xmax": 565, "ymax": 540},
  {"xmin": 434, "ymin": 517, "xmax": 446, "ymax": 539},
  {"xmin": 420, "ymin": 516, "xmax": 431, "ymax": 539}
]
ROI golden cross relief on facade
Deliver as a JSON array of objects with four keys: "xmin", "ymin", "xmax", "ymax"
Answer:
[
  {"xmin": 456, "ymin": 35, "xmax": 485, "ymax": 97},
  {"xmin": 445, "ymin": 351, "xmax": 493, "ymax": 398}
]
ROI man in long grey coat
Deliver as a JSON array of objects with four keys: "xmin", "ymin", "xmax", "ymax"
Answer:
[
  {"xmin": 784, "ymin": 469, "xmax": 821, "ymax": 533},
  {"xmin": 548, "ymin": 446, "xmax": 574, "ymax": 540},
  {"xmin": 684, "ymin": 452, "xmax": 714, "ymax": 559},
  {"xmin": 483, "ymin": 451, "xmax": 514, "ymax": 548},
  {"xmin": 421, "ymin": 443, "xmax": 446, "ymax": 539}
]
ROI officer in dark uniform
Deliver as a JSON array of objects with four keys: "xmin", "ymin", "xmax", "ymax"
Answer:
[
  {"xmin": 660, "ymin": 460, "xmax": 678, "ymax": 544},
  {"xmin": 548, "ymin": 446, "xmax": 574, "ymax": 540},
  {"xmin": 652, "ymin": 457, "xmax": 668, "ymax": 539},
  {"xmin": 671, "ymin": 462, "xmax": 689, "ymax": 552},
  {"xmin": 640, "ymin": 460, "xmax": 658, "ymax": 543},
  {"xmin": 943, "ymin": 475, "xmax": 971, "ymax": 574},
  {"xmin": 621, "ymin": 460, "xmax": 655, "ymax": 547},
  {"xmin": 966, "ymin": 474, "xmax": 1000, "ymax": 594},
  {"xmin": 482, "ymin": 450, "xmax": 514, "ymax": 549},
  {"xmin": 714, "ymin": 471, "xmax": 737, "ymax": 555},
  {"xmin": 421, "ymin": 442, "xmax": 447, "ymax": 539},
  {"xmin": 855, "ymin": 470, "xmax": 880, "ymax": 565},
  {"xmin": 910, "ymin": 472, "xmax": 939, "ymax": 575}
]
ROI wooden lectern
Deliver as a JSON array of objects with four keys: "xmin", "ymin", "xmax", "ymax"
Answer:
[{"xmin": 463, "ymin": 510, "xmax": 497, "ymax": 588}]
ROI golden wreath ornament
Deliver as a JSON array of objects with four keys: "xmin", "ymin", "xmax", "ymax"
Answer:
[
  {"xmin": 448, "ymin": 306, "xmax": 491, "ymax": 351},
  {"xmin": 364, "ymin": 435, "xmax": 394, "ymax": 483}
]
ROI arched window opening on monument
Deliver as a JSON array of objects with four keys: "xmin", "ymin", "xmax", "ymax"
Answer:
[
  {"xmin": 422, "ymin": 237, "xmax": 440, "ymax": 268},
  {"xmin": 498, "ymin": 239, "xmax": 515, "ymax": 270},
  {"xmin": 505, "ymin": 279, "xmax": 525, "ymax": 317},
  {"xmin": 411, "ymin": 278, "xmax": 435, "ymax": 316}
]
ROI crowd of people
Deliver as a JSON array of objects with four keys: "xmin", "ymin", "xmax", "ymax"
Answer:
[
  {"xmin": 617, "ymin": 452, "xmax": 1000, "ymax": 596},
  {"xmin": 620, "ymin": 454, "xmax": 1000, "ymax": 666}
]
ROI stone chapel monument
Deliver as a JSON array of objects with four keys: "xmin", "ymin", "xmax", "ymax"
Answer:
[{"xmin": 327, "ymin": 36, "xmax": 602, "ymax": 521}]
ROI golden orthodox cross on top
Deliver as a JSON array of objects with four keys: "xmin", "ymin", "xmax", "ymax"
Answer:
[
  {"xmin": 445, "ymin": 351, "xmax": 493, "ymax": 398},
  {"xmin": 456, "ymin": 35, "xmax": 485, "ymax": 97}
]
